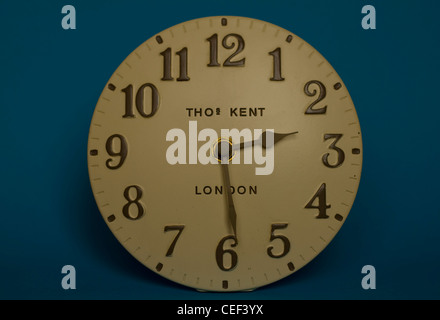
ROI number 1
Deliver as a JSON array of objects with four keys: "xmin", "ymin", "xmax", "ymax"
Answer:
[{"xmin": 269, "ymin": 48, "xmax": 285, "ymax": 81}]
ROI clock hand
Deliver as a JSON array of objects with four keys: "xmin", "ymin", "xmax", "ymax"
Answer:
[
  {"xmin": 233, "ymin": 131, "xmax": 299, "ymax": 151},
  {"xmin": 220, "ymin": 161, "xmax": 238, "ymax": 244}
]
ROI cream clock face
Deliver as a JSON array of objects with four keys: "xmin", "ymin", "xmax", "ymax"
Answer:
[{"xmin": 87, "ymin": 16, "xmax": 362, "ymax": 292}]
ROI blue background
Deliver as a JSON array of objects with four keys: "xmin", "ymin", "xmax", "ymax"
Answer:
[{"xmin": 1, "ymin": 0, "xmax": 439, "ymax": 299}]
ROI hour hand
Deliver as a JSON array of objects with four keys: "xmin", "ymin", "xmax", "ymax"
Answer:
[{"xmin": 233, "ymin": 131, "xmax": 298, "ymax": 150}]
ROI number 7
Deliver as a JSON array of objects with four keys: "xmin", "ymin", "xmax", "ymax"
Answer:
[{"xmin": 164, "ymin": 225, "xmax": 185, "ymax": 257}]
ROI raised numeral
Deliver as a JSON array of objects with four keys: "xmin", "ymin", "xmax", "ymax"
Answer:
[
  {"xmin": 215, "ymin": 235, "xmax": 238, "ymax": 271},
  {"xmin": 121, "ymin": 83, "xmax": 160, "ymax": 118},
  {"xmin": 207, "ymin": 33, "xmax": 245, "ymax": 67},
  {"xmin": 122, "ymin": 185, "xmax": 145, "ymax": 220},
  {"xmin": 121, "ymin": 84, "xmax": 134, "ymax": 117},
  {"xmin": 160, "ymin": 48, "xmax": 173, "ymax": 81},
  {"xmin": 305, "ymin": 183, "xmax": 330, "ymax": 219},
  {"xmin": 160, "ymin": 47, "xmax": 190, "ymax": 81},
  {"xmin": 269, "ymin": 48, "xmax": 285, "ymax": 81},
  {"xmin": 105, "ymin": 134, "xmax": 128, "ymax": 170},
  {"xmin": 164, "ymin": 225, "xmax": 185, "ymax": 257},
  {"xmin": 267, "ymin": 223, "xmax": 290, "ymax": 258},
  {"xmin": 176, "ymin": 48, "xmax": 190, "ymax": 81},
  {"xmin": 323, "ymin": 134, "xmax": 345, "ymax": 168},
  {"xmin": 206, "ymin": 34, "xmax": 220, "ymax": 66},
  {"xmin": 223, "ymin": 34, "xmax": 245, "ymax": 66},
  {"xmin": 304, "ymin": 80, "xmax": 327, "ymax": 114}
]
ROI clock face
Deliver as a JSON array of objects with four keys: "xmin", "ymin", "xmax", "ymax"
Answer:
[{"xmin": 87, "ymin": 16, "xmax": 362, "ymax": 292}]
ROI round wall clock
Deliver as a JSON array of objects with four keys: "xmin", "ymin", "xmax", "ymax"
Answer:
[{"xmin": 87, "ymin": 16, "xmax": 362, "ymax": 292}]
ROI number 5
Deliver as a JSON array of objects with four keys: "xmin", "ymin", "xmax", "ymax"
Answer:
[{"xmin": 267, "ymin": 224, "xmax": 290, "ymax": 259}]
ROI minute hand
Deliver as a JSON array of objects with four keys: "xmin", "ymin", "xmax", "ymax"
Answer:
[
  {"xmin": 233, "ymin": 131, "xmax": 299, "ymax": 151},
  {"xmin": 220, "ymin": 163, "xmax": 238, "ymax": 243}
]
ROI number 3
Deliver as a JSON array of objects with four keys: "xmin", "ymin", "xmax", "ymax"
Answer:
[{"xmin": 323, "ymin": 134, "xmax": 345, "ymax": 168}]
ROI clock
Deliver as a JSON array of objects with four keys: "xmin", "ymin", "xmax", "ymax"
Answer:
[{"xmin": 87, "ymin": 16, "xmax": 362, "ymax": 292}]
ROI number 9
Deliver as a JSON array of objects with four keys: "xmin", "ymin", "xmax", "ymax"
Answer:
[{"xmin": 105, "ymin": 134, "xmax": 128, "ymax": 170}]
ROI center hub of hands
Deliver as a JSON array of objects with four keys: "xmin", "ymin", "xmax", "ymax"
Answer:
[{"xmin": 213, "ymin": 138, "xmax": 236, "ymax": 163}]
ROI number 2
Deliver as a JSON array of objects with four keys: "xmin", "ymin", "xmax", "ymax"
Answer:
[{"xmin": 304, "ymin": 80, "xmax": 327, "ymax": 114}]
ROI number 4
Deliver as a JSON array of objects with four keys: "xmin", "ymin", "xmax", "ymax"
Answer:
[{"xmin": 305, "ymin": 183, "xmax": 331, "ymax": 219}]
